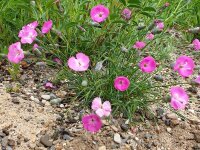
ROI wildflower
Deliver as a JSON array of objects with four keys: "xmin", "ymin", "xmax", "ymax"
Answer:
[
  {"xmin": 192, "ymin": 39, "xmax": 200, "ymax": 51},
  {"xmin": 121, "ymin": 8, "xmax": 132, "ymax": 20},
  {"xmin": 194, "ymin": 75, "xmax": 200, "ymax": 84},
  {"xmin": 68, "ymin": 52, "xmax": 90, "ymax": 72},
  {"xmin": 7, "ymin": 42, "xmax": 24, "ymax": 64},
  {"xmin": 18, "ymin": 26, "xmax": 38, "ymax": 44},
  {"xmin": 173, "ymin": 55, "xmax": 195, "ymax": 77},
  {"xmin": 114, "ymin": 76, "xmax": 130, "ymax": 91},
  {"xmin": 90, "ymin": 5, "xmax": 109, "ymax": 23},
  {"xmin": 41, "ymin": 20, "xmax": 53, "ymax": 34},
  {"xmin": 146, "ymin": 33, "xmax": 154, "ymax": 40},
  {"xmin": 44, "ymin": 82, "xmax": 55, "ymax": 89},
  {"xmin": 165, "ymin": 2, "xmax": 170, "ymax": 7},
  {"xmin": 170, "ymin": 86, "xmax": 189, "ymax": 110},
  {"xmin": 155, "ymin": 21, "xmax": 164, "ymax": 30},
  {"xmin": 82, "ymin": 114, "xmax": 102, "ymax": 133},
  {"xmin": 91, "ymin": 97, "xmax": 111, "ymax": 117},
  {"xmin": 133, "ymin": 41, "xmax": 146, "ymax": 49},
  {"xmin": 139, "ymin": 56, "xmax": 157, "ymax": 73}
]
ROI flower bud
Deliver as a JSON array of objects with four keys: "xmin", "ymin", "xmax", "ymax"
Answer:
[
  {"xmin": 81, "ymin": 80, "xmax": 88, "ymax": 86},
  {"xmin": 121, "ymin": 46, "xmax": 129, "ymax": 52},
  {"xmin": 137, "ymin": 22, "xmax": 146, "ymax": 30},
  {"xmin": 94, "ymin": 61, "xmax": 103, "ymax": 71}
]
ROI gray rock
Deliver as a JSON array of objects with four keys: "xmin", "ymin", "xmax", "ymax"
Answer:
[
  {"xmin": 49, "ymin": 93, "xmax": 57, "ymax": 99},
  {"xmin": 166, "ymin": 113, "xmax": 178, "ymax": 120},
  {"xmin": 0, "ymin": 132, "xmax": 6, "ymax": 137},
  {"xmin": 6, "ymin": 146, "xmax": 13, "ymax": 150},
  {"xmin": 193, "ymin": 143, "xmax": 200, "ymax": 150},
  {"xmin": 41, "ymin": 95, "xmax": 51, "ymax": 100},
  {"xmin": 40, "ymin": 134, "xmax": 53, "ymax": 147},
  {"xmin": 11, "ymin": 98, "xmax": 20, "ymax": 104},
  {"xmin": 8, "ymin": 139, "xmax": 15, "ymax": 146},
  {"xmin": 50, "ymin": 98, "xmax": 62, "ymax": 105},
  {"xmin": 156, "ymin": 107, "xmax": 164, "ymax": 117},
  {"xmin": 120, "ymin": 123, "xmax": 129, "ymax": 131},
  {"xmin": 63, "ymin": 134, "xmax": 73, "ymax": 141},
  {"xmin": 144, "ymin": 133, "xmax": 152, "ymax": 139},
  {"xmin": 164, "ymin": 119, "xmax": 171, "ymax": 126},
  {"xmin": 114, "ymin": 133, "xmax": 121, "ymax": 144},
  {"xmin": 2, "ymin": 136, "xmax": 8, "ymax": 147},
  {"xmin": 154, "ymin": 75, "xmax": 163, "ymax": 82}
]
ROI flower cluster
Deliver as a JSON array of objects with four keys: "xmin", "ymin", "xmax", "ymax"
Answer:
[
  {"xmin": 82, "ymin": 97, "xmax": 111, "ymax": 133},
  {"xmin": 7, "ymin": 20, "xmax": 53, "ymax": 64}
]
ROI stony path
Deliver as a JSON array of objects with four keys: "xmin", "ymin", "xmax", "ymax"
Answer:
[{"xmin": 0, "ymin": 83, "xmax": 56, "ymax": 150}]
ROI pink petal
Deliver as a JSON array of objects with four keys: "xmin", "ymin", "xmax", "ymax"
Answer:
[
  {"xmin": 42, "ymin": 20, "xmax": 53, "ymax": 34},
  {"xmin": 91, "ymin": 97, "xmax": 102, "ymax": 111},
  {"xmin": 96, "ymin": 108, "xmax": 104, "ymax": 117}
]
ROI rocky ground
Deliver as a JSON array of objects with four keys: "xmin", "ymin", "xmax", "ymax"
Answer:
[{"xmin": 0, "ymin": 50, "xmax": 200, "ymax": 150}]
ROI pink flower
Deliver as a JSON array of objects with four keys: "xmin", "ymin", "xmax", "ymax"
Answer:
[
  {"xmin": 156, "ymin": 21, "xmax": 164, "ymax": 30},
  {"xmin": 90, "ymin": 5, "xmax": 109, "ymax": 23},
  {"xmin": 170, "ymin": 86, "xmax": 189, "ymax": 110},
  {"xmin": 121, "ymin": 8, "xmax": 132, "ymax": 20},
  {"xmin": 18, "ymin": 26, "xmax": 38, "ymax": 44},
  {"xmin": 173, "ymin": 55, "xmax": 195, "ymax": 77},
  {"xmin": 68, "ymin": 52, "xmax": 90, "ymax": 72},
  {"xmin": 44, "ymin": 82, "xmax": 55, "ymax": 89},
  {"xmin": 165, "ymin": 2, "xmax": 170, "ymax": 7},
  {"xmin": 42, "ymin": 20, "xmax": 53, "ymax": 34},
  {"xmin": 114, "ymin": 76, "xmax": 130, "ymax": 91},
  {"xmin": 146, "ymin": 33, "xmax": 154, "ymax": 40},
  {"xmin": 91, "ymin": 97, "xmax": 111, "ymax": 117},
  {"xmin": 7, "ymin": 42, "xmax": 24, "ymax": 64},
  {"xmin": 33, "ymin": 44, "xmax": 39, "ymax": 51},
  {"xmin": 27, "ymin": 21, "xmax": 38, "ymax": 29},
  {"xmin": 139, "ymin": 56, "xmax": 157, "ymax": 73},
  {"xmin": 53, "ymin": 58, "xmax": 62, "ymax": 65},
  {"xmin": 133, "ymin": 41, "xmax": 146, "ymax": 49},
  {"xmin": 192, "ymin": 39, "xmax": 200, "ymax": 51},
  {"xmin": 82, "ymin": 114, "xmax": 102, "ymax": 133},
  {"xmin": 194, "ymin": 75, "xmax": 200, "ymax": 84}
]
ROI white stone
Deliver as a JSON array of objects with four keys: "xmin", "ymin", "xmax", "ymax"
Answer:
[
  {"xmin": 114, "ymin": 133, "xmax": 121, "ymax": 144},
  {"xmin": 41, "ymin": 95, "xmax": 51, "ymax": 100}
]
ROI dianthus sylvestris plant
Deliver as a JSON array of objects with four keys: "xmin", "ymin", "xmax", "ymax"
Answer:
[{"xmin": 5, "ymin": 1, "xmax": 200, "ymax": 128}]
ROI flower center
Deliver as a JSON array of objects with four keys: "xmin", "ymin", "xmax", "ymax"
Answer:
[
  {"xmin": 99, "ymin": 12, "xmax": 103, "ymax": 17},
  {"xmin": 144, "ymin": 63, "xmax": 148, "ymax": 67}
]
